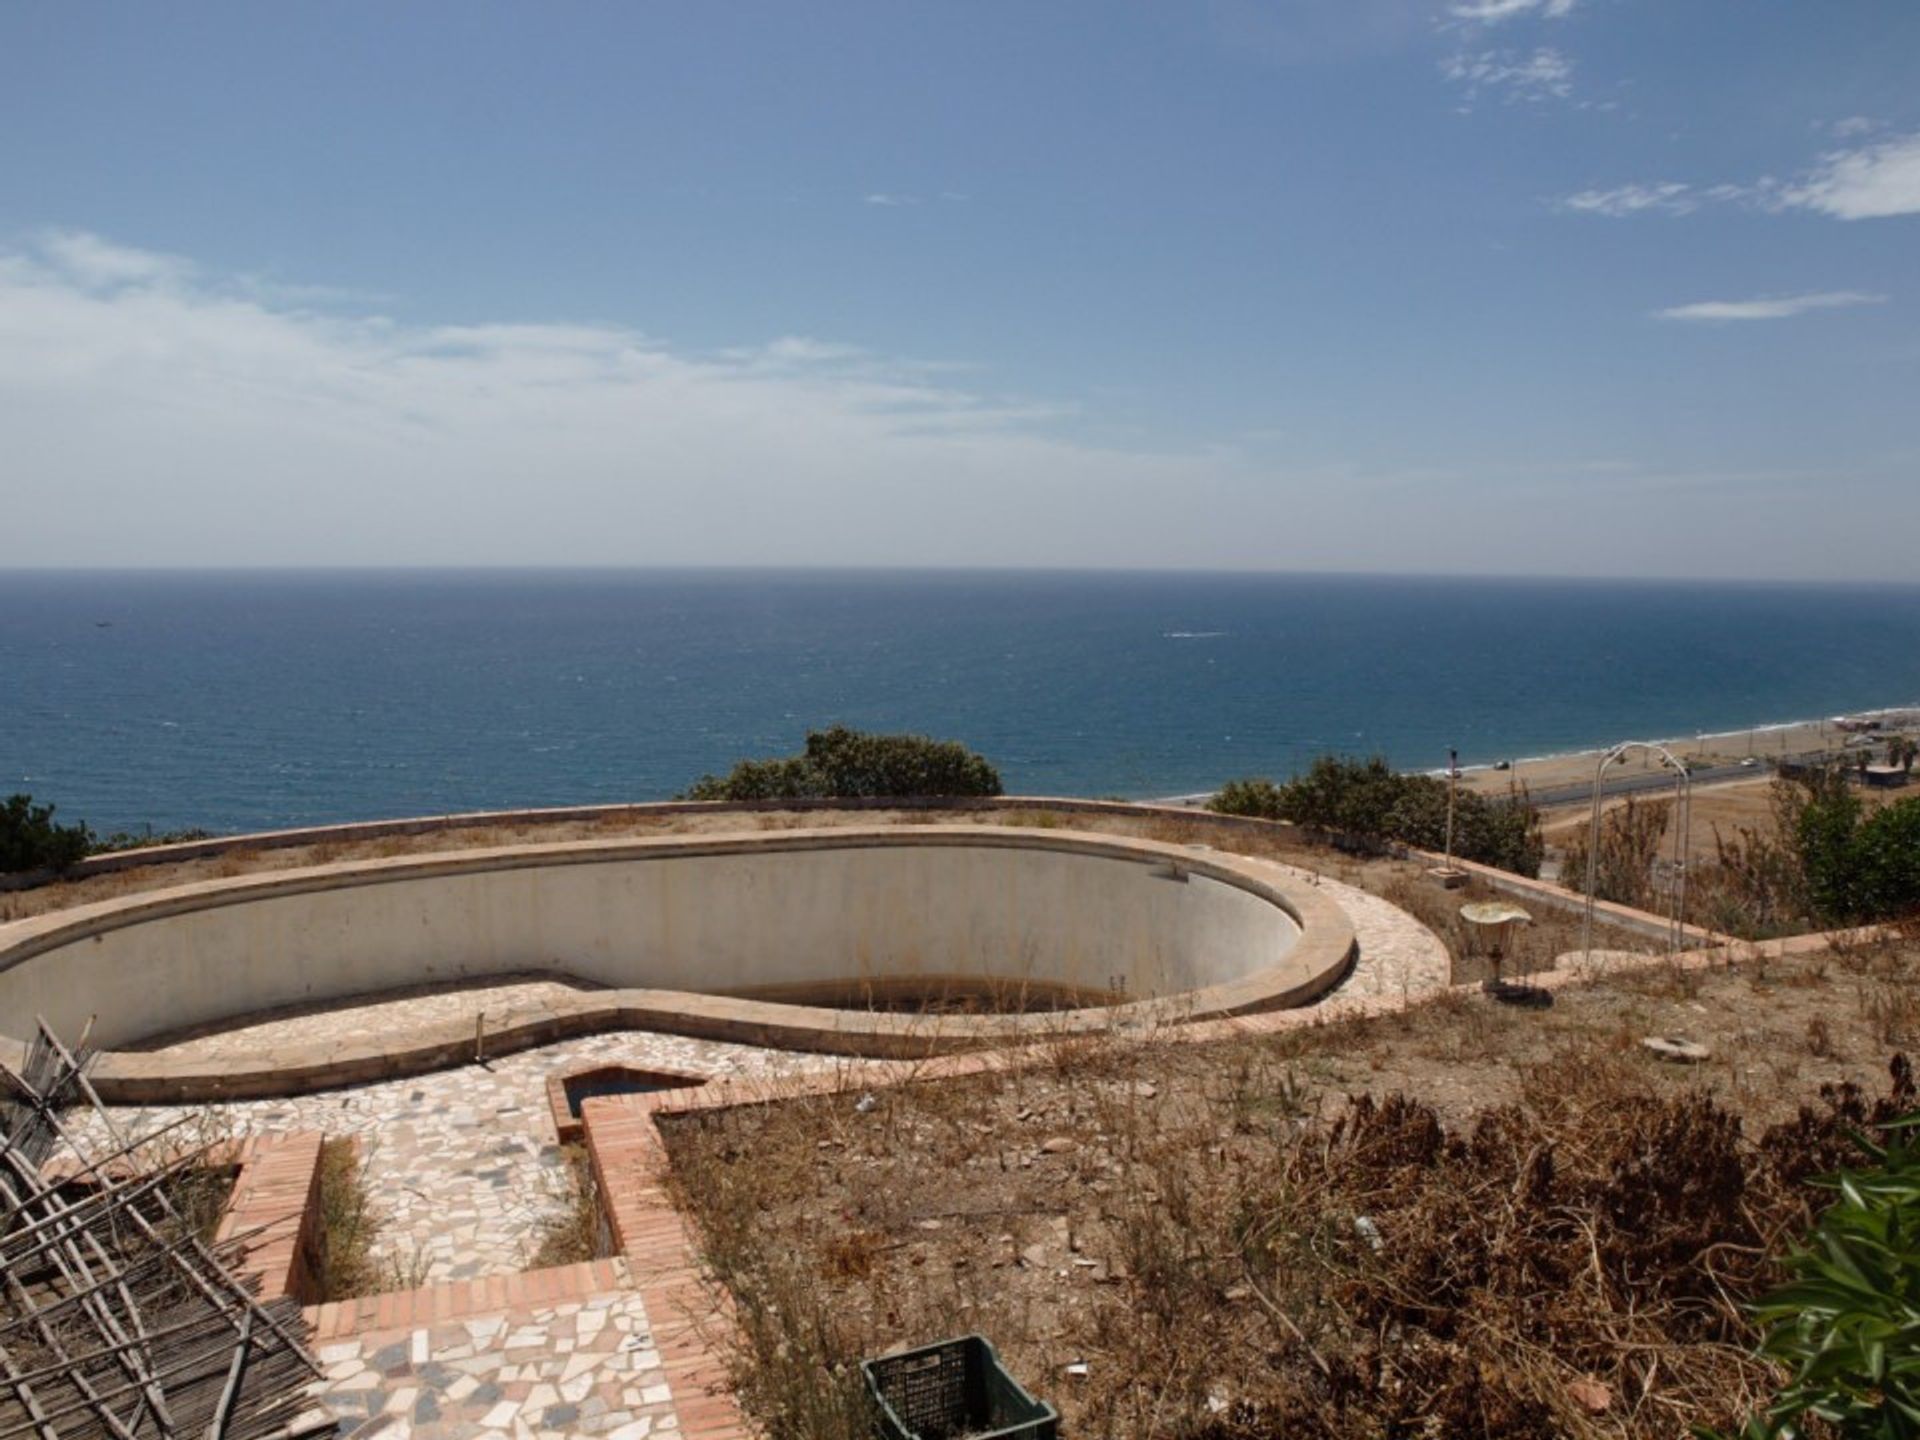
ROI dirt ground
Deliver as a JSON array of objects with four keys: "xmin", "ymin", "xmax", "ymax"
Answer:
[
  {"xmin": 1536, "ymin": 772, "xmax": 1912, "ymax": 868},
  {"xmin": 663, "ymin": 927, "xmax": 1920, "ymax": 1439}
]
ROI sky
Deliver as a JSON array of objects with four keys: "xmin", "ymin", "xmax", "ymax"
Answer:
[{"xmin": 1, "ymin": 1, "xmax": 1916, "ymax": 579}]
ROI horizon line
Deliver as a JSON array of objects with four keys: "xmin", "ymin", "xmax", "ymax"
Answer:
[{"xmin": 4, "ymin": 563, "xmax": 1920, "ymax": 589}]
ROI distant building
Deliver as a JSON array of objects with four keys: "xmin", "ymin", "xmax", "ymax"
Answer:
[{"xmin": 1864, "ymin": 764, "xmax": 1910, "ymax": 789}]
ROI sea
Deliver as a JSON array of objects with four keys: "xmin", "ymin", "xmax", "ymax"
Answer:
[{"xmin": 4, "ymin": 569, "xmax": 1919, "ymax": 836}]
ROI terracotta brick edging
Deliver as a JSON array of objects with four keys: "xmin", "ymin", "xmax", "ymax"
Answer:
[
  {"xmin": 213, "ymin": 1132, "xmax": 326, "ymax": 1303},
  {"xmin": 300, "ymin": 1256, "xmax": 630, "ymax": 1343},
  {"xmin": 580, "ymin": 1079, "xmax": 870, "ymax": 1440}
]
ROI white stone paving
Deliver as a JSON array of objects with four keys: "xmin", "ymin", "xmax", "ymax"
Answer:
[
  {"xmin": 310, "ymin": 1284, "xmax": 679, "ymax": 1440},
  {"xmin": 85, "ymin": 1028, "xmax": 824, "ymax": 1285},
  {"xmin": 1290, "ymin": 866, "xmax": 1455, "ymax": 1003}
]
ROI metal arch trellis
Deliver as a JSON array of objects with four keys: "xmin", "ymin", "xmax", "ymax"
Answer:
[{"xmin": 1579, "ymin": 741, "xmax": 1693, "ymax": 965}]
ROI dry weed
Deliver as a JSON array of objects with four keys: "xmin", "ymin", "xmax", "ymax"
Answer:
[
  {"xmin": 312, "ymin": 1136, "xmax": 381, "ymax": 1301},
  {"xmin": 531, "ymin": 1143, "xmax": 607, "ymax": 1268},
  {"xmin": 666, "ymin": 1007, "xmax": 1920, "ymax": 1440}
]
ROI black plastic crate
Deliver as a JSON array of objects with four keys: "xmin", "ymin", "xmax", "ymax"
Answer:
[{"xmin": 863, "ymin": 1334, "xmax": 1058, "ymax": 1440}]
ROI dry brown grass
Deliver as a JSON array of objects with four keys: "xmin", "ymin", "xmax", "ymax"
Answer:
[
  {"xmin": 309, "ymin": 1136, "xmax": 430, "ymax": 1300},
  {"xmin": 530, "ymin": 1143, "xmax": 607, "ymax": 1269},
  {"xmin": 662, "ymin": 941, "xmax": 1920, "ymax": 1440},
  {"xmin": 145, "ymin": 1107, "xmax": 242, "ymax": 1244},
  {"xmin": 311, "ymin": 1137, "xmax": 381, "ymax": 1302}
]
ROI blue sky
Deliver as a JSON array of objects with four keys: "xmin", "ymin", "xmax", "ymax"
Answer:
[{"xmin": 2, "ymin": 1, "xmax": 1916, "ymax": 577}]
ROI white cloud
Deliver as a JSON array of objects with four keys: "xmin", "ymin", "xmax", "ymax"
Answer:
[
  {"xmin": 1449, "ymin": 0, "xmax": 1576, "ymax": 23},
  {"xmin": 863, "ymin": 191, "xmax": 968, "ymax": 208},
  {"xmin": 1777, "ymin": 132, "xmax": 1920, "ymax": 220},
  {"xmin": 1828, "ymin": 115, "xmax": 1881, "ymax": 139},
  {"xmin": 1655, "ymin": 291, "xmax": 1889, "ymax": 322},
  {"xmin": 1443, "ymin": 46, "xmax": 1573, "ymax": 104},
  {"xmin": 721, "ymin": 336, "xmax": 868, "ymax": 367},
  {"xmin": 37, "ymin": 230, "xmax": 192, "ymax": 288},
  {"xmin": 1560, "ymin": 181, "xmax": 1694, "ymax": 216},
  {"xmin": 1560, "ymin": 131, "xmax": 1920, "ymax": 222},
  {"xmin": 0, "ymin": 230, "xmax": 1259, "ymax": 567},
  {"xmin": 5, "ymin": 229, "xmax": 1913, "ymax": 578}
]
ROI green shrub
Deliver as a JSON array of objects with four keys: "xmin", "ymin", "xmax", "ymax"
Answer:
[
  {"xmin": 1762, "ymin": 770, "xmax": 1920, "ymax": 926},
  {"xmin": 681, "ymin": 726, "xmax": 1002, "ymax": 802},
  {"xmin": 1790, "ymin": 768, "xmax": 1870, "ymax": 924},
  {"xmin": 1207, "ymin": 756, "xmax": 1543, "ymax": 877},
  {"xmin": 682, "ymin": 756, "xmax": 820, "ymax": 802},
  {"xmin": 1278, "ymin": 754, "xmax": 1405, "ymax": 840},
  {"xmin": 1685, "ymin": 772, "xmax": 1920, "ymax": 935},
  {"xmin": 1458, "ymin": 789, "xmax": 1547, "ymax": 878},
  {"xmin": 1852, "ymin": 801, "xmax": 1920, "ymax": 926},
  {"xmin": 0, "ymin": 794, "xmax": 93, "ymax": 874},
  {"xmin": 1207, "ymin": 777, "xmax": 1285, "ymax": 819},
  {"xmin": 1707, "ymin": 1112, "xmax": 1920, "ymax": 1439}
]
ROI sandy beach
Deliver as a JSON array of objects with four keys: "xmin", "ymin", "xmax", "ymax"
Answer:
[
  {"xmin": 1158, "ymin": 706, "xmax": 1919, "ymax": 811},
  {"xmin": 1453, "ymin": 707, "xmax": 1920, "ymax": 799}
]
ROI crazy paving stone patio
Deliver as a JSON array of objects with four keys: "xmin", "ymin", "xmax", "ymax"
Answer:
[
  {"xmin": 312, "ymin": 1266, "xmax": 679, "ymax": 1440},
  {"xmin": 82, "ymin": 1022, "xmax": 823, "ymax": 1284}
]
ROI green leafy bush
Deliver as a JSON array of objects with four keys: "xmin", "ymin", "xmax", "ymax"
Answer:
[
  {"xmin": 1790, "ymin": 768, "xmax": 1870, "ymax": 924},
  {"xmin": 1852, "ymin": 802, "xmax": 1920, "ymax": 928},
  {"xmin": 682, "ymin": 726, "xmax": 1002, "ymax": 802},
  {"xmin": 1766, "ymin": 770, "xmax": 1920, "ymax": 927},
  {"xmin": 1708, "ymin": 1112, "xmax": 1920, "ymax": 1440},
  {"xmin": 0, "ymin": 794, "xmax": 93, "ymax": 874},
  {"xmin": 1682, "ymin": 772, "xmax": 1920, "ymax": 937},
  {"xmin": 1207, "ymin": 755, "xmax": 1543, "ymax": 877},
  {"xmin": 1282, "ymin": 754, "xmax": 1407, "ymax": 841},
  {"xmin": 1207, "ymin": 777, "xmax": 1285, "ymax": 819}
]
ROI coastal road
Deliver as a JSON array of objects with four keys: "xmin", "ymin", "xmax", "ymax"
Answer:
[
  {"xmin": 1158, "ymin": 748, "xmax": 1857, "ymax": 812},
  {"xmin": 1519, "ymin": 761, "xmax": 1758, "ymax": 810},
  {"xmin": 1160, "ymin": 764, "xmax": 1760, "ymax": 812},
  {"xmin": 1523, "ymin": 746, "xmax": 1865, "ymax": 809}
]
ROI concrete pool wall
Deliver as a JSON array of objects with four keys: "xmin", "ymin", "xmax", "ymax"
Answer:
[{"xmin": 0, "ymin": 826, "xmax": 1356, "ymax": 1098}]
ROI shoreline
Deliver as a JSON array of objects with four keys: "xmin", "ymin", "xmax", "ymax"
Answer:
[
  {"xmin": 1157, "ymin": 701, "xmax": 1920, "ymax": 806},
  {"xmin": 1452, "ymin": 704, "xmax": 1919, "ymax": 800}
]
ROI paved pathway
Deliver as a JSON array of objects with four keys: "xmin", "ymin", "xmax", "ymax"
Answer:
[
  {"xmin": 86, "ymin": 1028, "xmax": 820, "ymax": 1285},
  {"xmin": 310, "ymin": 1267, "xmax": 679, "ymax": 1440},
  {"xmin": 1261, "ymin": 862, "xmax": 1454, "ymax": 1003}
]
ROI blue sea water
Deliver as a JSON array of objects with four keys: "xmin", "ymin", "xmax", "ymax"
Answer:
[{"xmin": 3, "ymin": 569, "xmax": 1919, "ymax": 836}]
